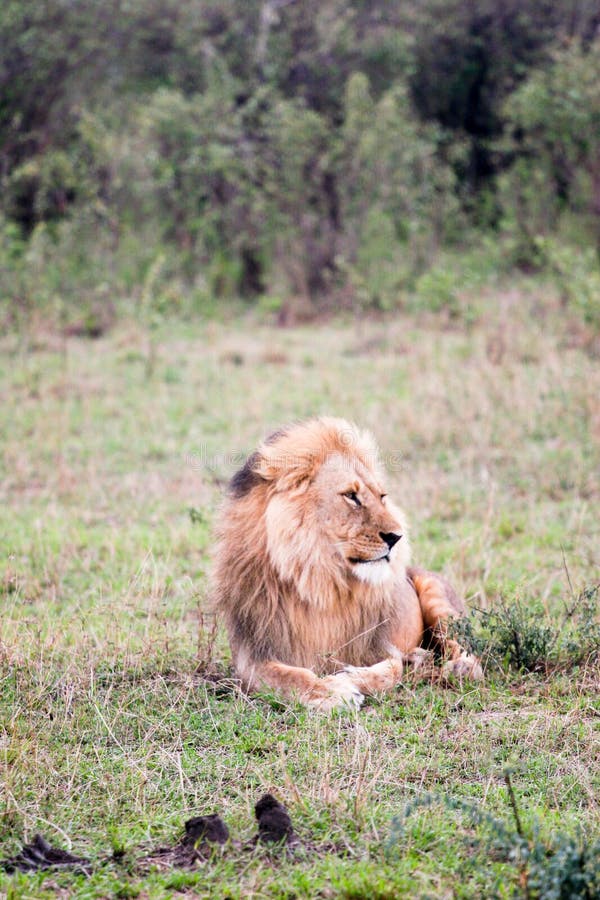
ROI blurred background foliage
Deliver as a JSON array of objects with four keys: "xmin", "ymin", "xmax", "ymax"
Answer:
[{"xmin": 1, "ymin": 0, "xmax": 599, "ymax": 326}]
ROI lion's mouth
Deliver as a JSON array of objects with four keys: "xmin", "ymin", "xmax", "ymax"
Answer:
[{"xmin": 349, "ymin": 553, "xmax": 391, "ymax": 565}]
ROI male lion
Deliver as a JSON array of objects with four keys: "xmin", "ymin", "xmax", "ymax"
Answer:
[{"xmin": 212, "ymin": 418, "xmax": 482, "ymax": 710}]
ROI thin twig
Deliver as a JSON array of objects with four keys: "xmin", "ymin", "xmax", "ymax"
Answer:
[
  {"xmin": 561, "ymin": 545, "xmax": 575, "ymax": 602},
  {"xmin": 503, "ymin": 770, "xmax": 524, "ymax": 840}
]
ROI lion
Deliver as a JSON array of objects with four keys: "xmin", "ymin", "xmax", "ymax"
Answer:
[{"xmin": 211, "ymin": 417, "xmax": 482, "ymax": 710}]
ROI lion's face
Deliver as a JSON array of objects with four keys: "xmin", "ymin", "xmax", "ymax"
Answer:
[
  {"xmin": 258, "ymin": 422, "xmax": 411, "ymax": 595},
  {"xmin": 308, "ymin": 453, "xmax": 410, "ymax": 585}
]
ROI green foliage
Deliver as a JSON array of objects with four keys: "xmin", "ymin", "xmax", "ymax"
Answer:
[
  {"xmin": 506, "ymin": 43, "xmax": 600, "ymax": 191},
  {"xmin": 339, "ymin": 76, "xmax": 464, "ymax": 309},
  {"xmin": 264, "ymin": 96, "xmax": 334, "ymax": 297},
  {"xmin": 536, "ymin": 238, "xmax": 600, "ymax": 331},
  {"xmin": 4, "ymin": 151, "xmax": 79, "ymax": 228},
  {"xmin": 350, "ymin": 207, "xmax": 402, "ymax": 310},
  {"xmin": 1, "ymin": 0, "xmax": 600, "ymax": 318},
  {"xmin": 502, "ymin": 43, "xmax": 600, "ymax": 262},
  {"xmin": 391, "ymin": 781, "xmax": 600, "ymax": 899},
  {"xmin": 454, "ymin": 584, "xmax": 600, "ymax": 673},
  {"xmin": 526, "ymin": 832, "xmax": 600, "ymax": 900},
  {"xmin": 408, "ymin": 0, "xmax": 594, "ymax": 198},
  {"xmin": 413, "ymin": 267, "xmax": 461, "ymax": 317}
]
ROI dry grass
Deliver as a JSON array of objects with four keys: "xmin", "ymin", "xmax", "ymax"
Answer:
[{"xmin": 1, "ymin": 285, "xmax": 599, "ymax": 897}]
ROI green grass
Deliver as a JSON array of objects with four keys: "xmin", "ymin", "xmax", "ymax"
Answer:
[{"xmin": 1, "ymin": 287, "xmax": 599, "ymax": 897}]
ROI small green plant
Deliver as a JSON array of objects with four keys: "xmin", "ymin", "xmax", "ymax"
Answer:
[
  {"xmin": 413, "ymin": 266, "xmax": 461, "ymax": 316},
  {"xmin": 453, "ymin": 584, "xmax": 600, "ymax": 674},
  {"xmin": 537, "ymin": 237, "xmax": 600, "ymax": 331},
  {"xmin": 389, "ymin": 772, "xmax": 600, "ymax": 899},
  {"xmin": 348, "ymin": 207, "xmax": 405, "ymax": 311}
]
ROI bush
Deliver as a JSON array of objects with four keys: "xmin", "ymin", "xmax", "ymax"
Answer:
[
  {"xmin": 502, "ymin": 43, "xmax": 600, "ymax": 261},
  {"xmin": 390, "ymin": 780, "xmax": 600, "ymax": 899},
  {"xmin": 413, "ymin": 267, "xmax": 461, "ymax": 317},
  {"xmin": 537, "ymin": 238, "xmax": 600, "ymax": 332},
  {"xmin": 454, "ymin": 584, "xmax": 600, "ymax": 674},
  {"xmin": 2, "ymin": 1, "xmax": 600, "ymax": 322},
  {"xmin": 0, "ymin": 216, "xmax": 27, "ymax": 326}
]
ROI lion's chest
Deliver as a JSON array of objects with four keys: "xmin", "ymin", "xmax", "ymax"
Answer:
[{"xmin": 279, "ymin": 579, "xmax": 423, "ymax": 673}]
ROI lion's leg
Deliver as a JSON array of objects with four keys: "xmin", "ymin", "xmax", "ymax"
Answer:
[
  {"xmin": 407, "ymin": 566, "xmax": 483, "ymax": 680},
  {"xmin": 340, "ymin": 654, "xmax": 429, "ymax": 695},
  {"xmin": 239, "ymin": 658, "xmax": 364, "ymax": 711}
]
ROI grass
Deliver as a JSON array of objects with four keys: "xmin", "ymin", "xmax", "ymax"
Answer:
[{"xmin": 1, "ymin": 282, "xmax": 599, "ymax": 898}]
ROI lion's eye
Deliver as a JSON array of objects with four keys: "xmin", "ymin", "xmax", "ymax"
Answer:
[
  {"xmin": 381, "ymin": 494, "xmax": 387, "ymax": 504},
  {"xmin": 343, "ymin": 491, "xmax": 361, "ymax": 507}
]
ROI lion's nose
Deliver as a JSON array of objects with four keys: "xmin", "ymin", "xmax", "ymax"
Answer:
[{"xmin": 380, "ymin": 531, "xmax": 401, "ymax": 550}]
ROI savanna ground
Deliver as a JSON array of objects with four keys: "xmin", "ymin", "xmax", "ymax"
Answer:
[{"xmin": 1, "ymin": 281, "xmax": 599, "ymax": 898}]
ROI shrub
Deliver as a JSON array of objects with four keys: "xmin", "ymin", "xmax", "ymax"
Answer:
[
  {"xmin": 537, "ymin": 238, "xmax": 600, "ymax": 332},
  {"xmin": 502, "ymin": 43, "xmax": 600, "ymax": 262},
  {"xmin": 390, "ymin": 774, "xmax": 600, "ymax": 899},
  {"xmin": 454, "ymin": 584, "xmax": 600, "ymax": 674},
  {"xmin": 413, "ymin": 267, "xmax": 461, "ymax": 317}
]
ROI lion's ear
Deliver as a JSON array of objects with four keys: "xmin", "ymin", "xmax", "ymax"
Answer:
[{"xmin": 253, "ymin": 448, "xmax": 313, "ymax": 493}]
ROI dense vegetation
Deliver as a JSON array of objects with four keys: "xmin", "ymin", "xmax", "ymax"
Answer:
[{"xmin": 1, "ymin": 0, "xmax": 599, "ymax": 326}]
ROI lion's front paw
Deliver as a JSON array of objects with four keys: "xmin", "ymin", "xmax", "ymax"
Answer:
[
  {"xmin": 442, "ymin": 652, "xmax": 484, "ymax": 681},
  {"xmin": 340, "ymin": 658, "xmax": 405, "ymax": 694},
  {"xmin": 305, "ymin": 672, "xmax": 364, "ymax": 712}
]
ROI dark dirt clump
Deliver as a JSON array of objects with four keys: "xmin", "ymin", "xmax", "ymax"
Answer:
[
  {"xmin": 1, "ymin": 834, "xmax": 91, "ymax": 874},
  {"xmin": 139, "ymin": 813, "xmax": 230, "ymax": 871},
  {"xmin": 254, "ymin": 794, "xmax": 298, "ymax": 847}
]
